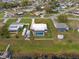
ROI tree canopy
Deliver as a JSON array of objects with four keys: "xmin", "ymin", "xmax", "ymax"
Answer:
[{"xmin": 57, "ymin": 14, "xmax": 68, "ymax": 23}]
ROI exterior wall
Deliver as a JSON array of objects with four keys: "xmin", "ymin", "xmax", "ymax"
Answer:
[
  {"xmin": 57, "ymin": 28, "xmax": 67, "ymax": 32},
  {"xmin": 9, "ymin": 30, "xmax": 18, "ymax": 32}
]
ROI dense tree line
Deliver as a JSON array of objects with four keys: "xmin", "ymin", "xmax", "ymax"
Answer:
[{"xmin": 0, "ymin": 0, "xmax": 29, "ymax": 9}]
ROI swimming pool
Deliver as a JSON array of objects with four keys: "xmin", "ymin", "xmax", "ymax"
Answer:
[{"xmin": 35, "ymin": 31, "xmax": 44, "ymax": 36}]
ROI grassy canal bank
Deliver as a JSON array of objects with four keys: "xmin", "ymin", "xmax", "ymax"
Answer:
[{"xmin": 0, "ymin": 40, "xmax": 79, "ymax": 57}]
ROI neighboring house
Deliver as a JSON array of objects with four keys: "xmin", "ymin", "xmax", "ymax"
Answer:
[
  {"xmin": 73, "ymin": 9, "xmax": 79, "ymax": 15},
  {"xmin": 8, "ymin": 23, "xmax": 24, "ymax": 32},
  {"xmin": 69, "ymin": 9, "xmax": 79, "ymax": 15},
  {"xmin": 16, "ymin": 11, "xmax": 24, "ymax": 15},
  {"xmin": 60, "ymin": 5, "xmax": 67, "ymax": 9},
  {"xmin": 31, "ymin": 23, "xmax": 47, "ymax": 36},
  {"xmin": 67, "ymin": 2, "xmax": 74, "ymax": 7},
  {"xmin": 34, "ymin": 11, "xmax": 46, "ymax": 16},
  {"xmin": 2, "ymin": 0, "xmax": 13, "ymax": 2},
  {"xmin": 23, "ymin": 6, "xmax": 36, "ymax": 12},
  {"xmin": 52, "ymin": 7, "xmax": 61, "ymax": 12},
  {"xmin": 54, "ymin": 23, "xmax": 69, "ymax": 32},
  {"xmin": 2, "ymin": 0, "xmax": 21, "ymax": 3}
]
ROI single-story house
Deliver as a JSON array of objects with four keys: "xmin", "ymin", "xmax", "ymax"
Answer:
[
  {"xmin": 60, "ymin": 3, "xmax": 67, "ymax": 9},
  {"xmin": 8, "ymin": 23, "xmax": 24, "ymax": 32},
  {"xmin": 2, "ymin": 0, "xmax": 13, "ymax": 3},
  {"xmin": 73, "ymin": 9, "xmax": 79, "ymax": 15},
  {"xmin": 54, "ymin": 23, "xmax": 69, "ymax": 32},
  {"xmin": 67, "ymin": 2, "xmax": 74, "ymax": 7},
  {"xmin": 16, "ymin": 11, "xmax": 24, "ymax": 15},
  {"xmin": 30, "ymin": 23, "xmax": 48, "ymax": 36},
  {"xmin": 34, "ymin": 10, "xmax": 46, "ymax": 16}
]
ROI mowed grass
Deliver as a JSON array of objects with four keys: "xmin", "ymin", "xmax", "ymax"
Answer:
[
  {"xmin": 68, "ymin": 20, "xmax": 79, "ymax": 28},
  {"xmin": 35, "ymin": 19, "xmax": 55, "ymax": 38},
  {"xmin": 0, "ymin": 12, "xmax": 4, "ymax": 22},
  {"xmin": 6, "ymin": 19, "xmax": 17, "ymax": 27},
  {"xmin": 1, "ymin": 16, "xmax": 79, "ymax": 55},
  {"xmin": 0, "ymin": 40, "xmax": 79, "ymax": 56},
  {"xmin": 20, "ymin": 18, "xmax": 32, "ymax": 24},
  {"xmin": 67, "ymin": 13, "xmax": 79, "ymax": 18},
  {"xmin": 0, "ymin": 12, "xmax": 4, "ymax": 18},
  {"xmin": 20, "ymin": 18, "xmax": 54, "ymax": 39}
]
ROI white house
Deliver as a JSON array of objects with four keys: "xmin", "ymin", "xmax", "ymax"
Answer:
[{"xmin": 31, "ymin": 23, "xmax": 47, "ymax": 36}]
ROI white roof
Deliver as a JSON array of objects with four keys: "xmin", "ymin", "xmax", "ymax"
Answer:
[
  {"xmin": 9, "ymin": 25, "xmax": 19, "ymax": 31},
  {"xmin": 57, "ymin": 34, "xmax": 64, "ymax": 40},
  {"xmin": 17, "ymin": 12, "xmax": 23, "ymax": 15},
  {"xmin": 31, "ymin": 24, "xmax": 47, "ymax": 31},
  {"xmin": 8, "ymin": 23, "xmax": 24, "ymax": 31}
]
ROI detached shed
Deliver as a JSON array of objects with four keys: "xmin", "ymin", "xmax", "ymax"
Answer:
[{"xmin": 54, "ymin": 23, "xmax": 69, "ymax": 32}]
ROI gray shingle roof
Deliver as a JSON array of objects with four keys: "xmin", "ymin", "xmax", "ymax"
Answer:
[{"xmin": 54, "ymin": 23, "xmax": 69, "ymax": 29}]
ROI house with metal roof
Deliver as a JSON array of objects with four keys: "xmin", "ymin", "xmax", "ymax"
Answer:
[
  {"xmin": 2, "ymin": 0, "xmax": 21, "ymax": 3},
  {"xmin": 54, "ymin": 22, "xmax": 69, "ymax": 32}
]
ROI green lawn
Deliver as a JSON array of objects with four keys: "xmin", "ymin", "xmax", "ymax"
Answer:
[
  {"xmin": 0, "ymin": 12, "xmax": 4, "ymax": 18},
  {"xmin": 6, "ymin": 19, "xmax": 17, "ymax": 27},
  {"xmin": 1, "ymin": 15, "xmax": 79, "ymax": 55},
  {"xmin": 67, "ymin": 13, "xmax": 79, "ymax": 18},
  {"xmin": 20, "ymin": 18, "xmax": 32, "ymax": 24},
  {"xmin": 67, "ymin": 20, "xmax": 79, "ymax": 29},
  {"xmin": 0, "ymin": 40, "xmax": 79, "ymax": 56},
  {"xmin": 35, "ymin": 19, "xmax": 54, "ymax": 38},
  {"xmin": 0, "ymin": 12, "xmax": 4, "ymax": 22}
]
